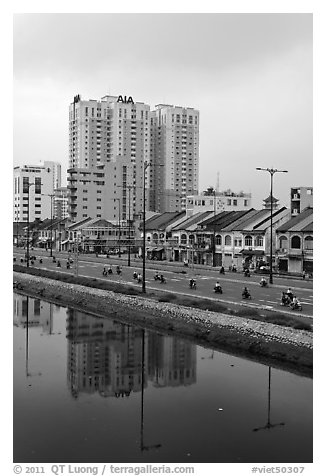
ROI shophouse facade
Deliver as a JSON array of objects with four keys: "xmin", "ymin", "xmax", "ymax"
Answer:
[{"xmin": 276, "ymin": 207, "xmax": 313, "ymax": 274}]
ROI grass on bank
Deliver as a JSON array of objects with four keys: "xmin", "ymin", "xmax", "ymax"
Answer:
[{"xmin": 13, "ymin": 264, "xmax": 312, "ymax": 332}]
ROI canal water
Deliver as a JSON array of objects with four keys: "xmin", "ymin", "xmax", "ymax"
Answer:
[{"xmin": 13, "ymin": 293, "xmax": 312, "ymax": 463}]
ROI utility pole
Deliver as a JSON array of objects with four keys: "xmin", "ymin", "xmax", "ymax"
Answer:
[{"xmin": 256, "ymin": 167, "xmax": 288, "ymax": 284}]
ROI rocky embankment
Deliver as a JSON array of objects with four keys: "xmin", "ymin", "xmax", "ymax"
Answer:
[{"xmin": 13, "ymin": 272, "xmax": 313, "ymax": 376}]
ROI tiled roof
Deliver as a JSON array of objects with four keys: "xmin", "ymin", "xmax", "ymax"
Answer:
[
  {"xmin": 221, "ymin": 209, "xmax": 258, "ymax": 231},
  {"xmin": 67, "ymin": 217, "xmax": 93, "ymax": 230},
  {"xmin": 171, "ymin": 211, "xmax": 214, "ymax": 231},
  {"xmin": 301, "ymin": 221, "xmax": 313, "ymax": 233},
  {"xmin": 145, "ymin": 211, "xmax": 186, "ymax": 230},
  {"xmin": 276, "ymin": 207, "xmax": 313, "ymax": 233},
  {"xmin": 199, "ymin": 210, "xmax": 252, "ymax": 231},
  {"xmin": 252, "ymin": 207, "xmax": 289, "ymax": 231}
]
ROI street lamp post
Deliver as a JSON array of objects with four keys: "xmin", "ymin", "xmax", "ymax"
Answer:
[
  {"xmin": 142, "ymin": 162, "xmax": 150, "ymax": 293},
  {"xmin": 142, "ymin": 161, "xmax": 164, "ymax": 293},
  {"xmin": 25, "ymin": 181, "xmax": 37, "ymax": 268},
  {"xmin": 109, "ymin": 198, "xmax": 121, "ymax": 257},
  {"xmin": 42, "ymin": 193, "xmax": 55, "ymax": 257},
  {"xmin": 117, "ymin": 184, "xmax": 135, "ymax": 267},
  {"xmin": 212, "ymin": 189, "xmax": 217, "ymax": 267},
  {"xmin": 256, "ymin": 167, "xmax": 288, "ymax": 284}
]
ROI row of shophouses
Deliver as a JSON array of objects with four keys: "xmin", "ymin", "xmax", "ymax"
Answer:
[{"xmin": 14, "ymin": 203, "xmax": 313, "ymax": 275}]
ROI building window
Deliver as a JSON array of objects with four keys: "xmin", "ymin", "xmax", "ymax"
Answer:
[
  {"xmin": 254, "ymin": 235, "xmax": 264, "ymax": 247},
  {"xmin": 224, "ymin": 235, "xmax": 231, "ymax": 246},
  {"xmin": 245, "ymin": 235, "xmax": 253, "ymax": 247},
  {"xmin": 291, "ymin": 235, "xmax": 301, "ymax": 249},
  {"xmin": 304, "ymin": 236, "xmax": 313, "ymax": 250},
  {"xmin": 279, "ymin": 236, "xmax": 288, "ymax": 250}
]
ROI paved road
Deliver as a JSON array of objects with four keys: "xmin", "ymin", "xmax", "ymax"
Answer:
[{"xmin": 14, "ymin": 249, "xmax": 313, "ymax": 318}]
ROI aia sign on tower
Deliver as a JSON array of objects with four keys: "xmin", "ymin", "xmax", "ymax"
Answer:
[{"xmin": 117, "ymin": 95, "xmax": 134, "ymax": 104}]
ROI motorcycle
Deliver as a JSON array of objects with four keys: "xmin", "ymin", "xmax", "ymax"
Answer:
[
  {"xmin": 154, "ymin": 274, "xmax": 160, "ymax": 281},
  {"xmin": 133, "ymin": 271, "xmax": 138, "ymax": 280},
  {"xmin": 137, "ymin": 275, "xmax": 142, "ymax": 283},
  {"xmin": 214, "ymin": 285, "xmax": 223, "ymax": 294},
  {"xmin": 189, "ymin": 279, "xmax": 196, "ymax": 290},
  {"xmin": 244, "ymin": 269, "xmax": 251, "ymax": 277},
  {"xmin": 116, "ymin": 267, "xmax": 122, "ymax": 275},
  {"xmin": 66, "ymin": 262, "xmax": 71, "ymax": 269},
  {"xmin": 242, "ymin": 290, "xmax": 252, "ymax": 299},
  {"xmin": 260, "ymin": 280, "xmax": 268, "ymax": 287},
  {"xmin": 108, "ymin": 267, "xmax": 113, "ymax": 274},
  {"xmin": 281, "ymin": 294, "xmax": 291, "ymax": 306},
  {"xmin": 290, "ymin": 300, "xmax": 302, "ymax": 311},
  {"xmin": 39, "ymin": 259, "xmax": 43, "ymax": 264},
  {"xmin": 102, "ymin": 268, "xmax": 108, "ymax": 276},
  {"xmin": 160, "ymin": 276, "xmax": 166, "ymax": 284}
]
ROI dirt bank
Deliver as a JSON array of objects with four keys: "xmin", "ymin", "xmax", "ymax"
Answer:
[{"xmin": 13, "ymin": 271, "xmax": 313, "ymax": 377}]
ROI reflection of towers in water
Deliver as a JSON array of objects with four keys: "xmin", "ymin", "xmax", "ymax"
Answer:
[
  {"xmin": 66, "ymin": 309, "xmax": 145, "ymax": 399},
  {"xmin": 13, "ymin": 294, "xmax": 54, "ymax": 333},
  {"xmin": 67, "ymin": 310, "xmax": 197, "ymax": 399},
  {"xmin": 147, "ymin": 333, "xmax": 196, "ymax": 388}
]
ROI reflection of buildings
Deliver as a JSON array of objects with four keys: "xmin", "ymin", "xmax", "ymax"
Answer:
[
  {"xmin": 148, "ymin": 333, "xmax": 196, "ymax": 387},
  {"xmin": 13, "ymin": 294, "xmax": 54, "ymax": 333},
  {"xmin": 66, "ymin": 310, "xmax": 197, "ymax": 399},
  {"xmin": 67, "ymin": 310, "xmax": 145, "ymax": 399}
]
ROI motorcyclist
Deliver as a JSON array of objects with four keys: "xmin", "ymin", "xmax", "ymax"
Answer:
[
  {"xmin": 137, "ymin": 273, "xmax": 142, "ymax": 283},
  {"xmin": 160, "ymin": 274, "xmax": 166, "ymax": 283},
  {"xmin": 260, "ymin": 277, "xmax": 267, "ymax": 287},
  {"xmin": 219, "ymin": 266, "xmax": 225, "ymax": 275},
  {"xmin": 290, "ymin": 296, "xmax": 300, "ymax": 310},
  {"xmin": 189, "ymin": 278, "xmax": 196, "ymax": 289},
  {"xmin": 103, "ymin": 266, "xmax": 107, "ymax": 275},
  {"xmin": 116, "ymin": 265, "xmax": 121, "ymax": 275},
  {"xmin": 154, "ymin": 272, "xmax": 160, "ymax": 280},
  {"xmin": 281, "ymin": 292, "xmax": 289, "ymax": 305},
  {"xmin": 242, "ymin": 286, "xmax": 250, "ymax": 298},
  {"xmin": 286, "ymin": 288, "xmax": 294, "ymax": 301},
  {"xmin": 108, "ymin": 265, "xmax": 113, "ymax": 274},
  {"xmin": 133, "ymin": 271, "xmax": 138, "ymax": 279},
  {"xmin": 214, "ymin": 281, "xmax": 222, "ymax": 293},
  {"xmin": 244, "ymin": 268, "xmax": 250, "ymax": 277}
]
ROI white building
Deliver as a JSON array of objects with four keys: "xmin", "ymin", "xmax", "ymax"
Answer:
[
  {"xmin": 68, "ymin": 95, "xmax": 200, "ymax": 222},
  {"xmin": 68, "ymin": 94, "xmax": 151, "ymax": 222},
  {"xmin": 186, "ymin": 189, "xmax": 252, "ymax": 217},
  {"xmin": 290, "ymin": 187, "xmax": 313, "ymax": 216},
  {"xmin": 13, "ymin": 161, "xmax": 62, "ymax": 222},
  {"xmin": 149, "ymin": 104, "xmax": 199, "ymax": 213},
  {"xmin": 54, "ymin": 186, "xmax": 68, "ymax": 219}
]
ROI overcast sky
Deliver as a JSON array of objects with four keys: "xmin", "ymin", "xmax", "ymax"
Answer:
[{"xmin": 13, "ymin": 13, "xmax": 312, "ymax": 208}]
